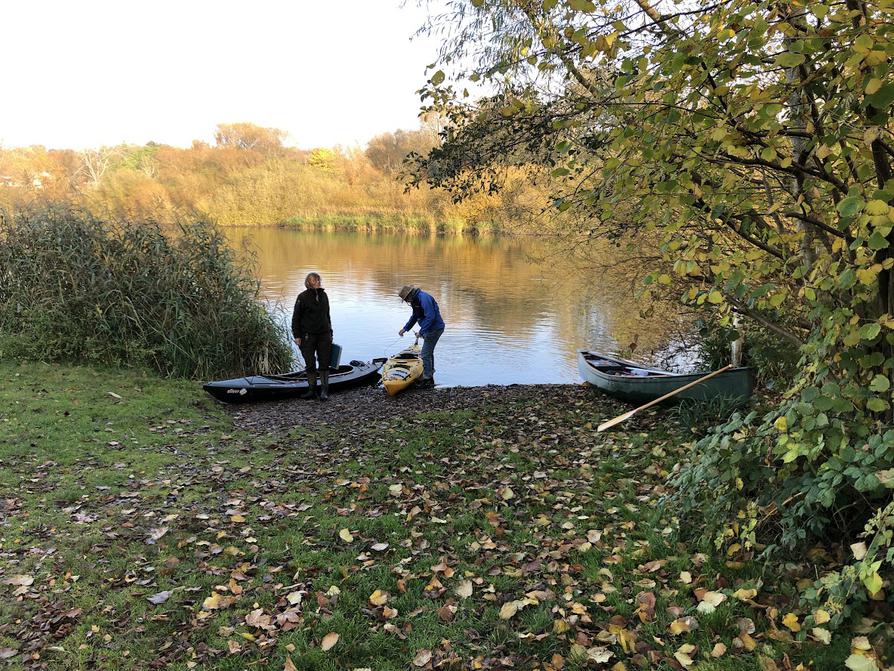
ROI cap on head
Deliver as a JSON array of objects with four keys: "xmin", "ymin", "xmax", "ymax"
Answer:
[{"xmin": 398, "ymin": 285, "xmax": 417, "ymax": 301}]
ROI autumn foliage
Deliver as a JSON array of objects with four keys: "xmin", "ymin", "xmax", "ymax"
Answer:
[{"xmin": 0, "ymin": 123, "xmax": 545, "ymax": 235}]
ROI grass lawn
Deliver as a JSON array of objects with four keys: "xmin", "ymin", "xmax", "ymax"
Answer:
[{"xmin": 0, "ymin": 362, "xmax": 862, "ymax": 670}]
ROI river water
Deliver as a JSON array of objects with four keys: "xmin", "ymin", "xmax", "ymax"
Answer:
[{"xmin": 224, "ymin": 228, "xmax": 691, "ymax": 386}]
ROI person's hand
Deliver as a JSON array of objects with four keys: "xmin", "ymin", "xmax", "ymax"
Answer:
[
  {"xmin": 294, "ymin": 337, "xmax": 302, "ymax": 347},
  {"xmin": 399, "ymin": 329, "xmax": 405, "ymax": 337}
]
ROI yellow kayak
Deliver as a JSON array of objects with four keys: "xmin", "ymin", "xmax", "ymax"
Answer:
[{"xmin": 381, "ymin": 343, "xmax": 423, "ymax": 396}]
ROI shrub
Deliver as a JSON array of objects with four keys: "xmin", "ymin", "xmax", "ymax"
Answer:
[{"xmin": 0, "ymin": 206, "xmax": 292, "ymax": 378}]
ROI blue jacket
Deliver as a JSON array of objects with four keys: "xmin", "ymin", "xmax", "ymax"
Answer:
[{"xmin": 403, "ymin": 288, "xmax": 444, "ymax": 336}]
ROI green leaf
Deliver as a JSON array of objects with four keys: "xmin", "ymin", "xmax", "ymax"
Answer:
[
  {"xmin": 865, "ymin": 199, "xmax": 889, "ymax": 215},
  {"xmin": 869, "ymin": 375, "xmax": 890, "ymax": 392},
  {"xmin": 707, "ymin": 290, "xmax": 723, "ymax": 304},
  {"xmin": 868, "ymin": 230, "xmax": 888, "ymax": 251},
  {"xmin": 862, "ymin": 571, "xmax": 883, "ymax": 595},
  {"xmin": 837, "ymin": 196, "xmax": 865, "ymax": 217},
  {"xmin": 867, "ymin": 397, "xmax": 889, "ymax": 412},
  {"xmin": 551, "ymin": 167, "xmax": 570, "ymax": 177},
  {"xmin": 431, "ymin": 70, "xmax": 446, "ymax": 86},
  {"xmin": 860, "ymin": 323, "xmax": 882, "ymax": 340},
  {"xmin": 776, "ymin": 52, "xmax": 805, "ymax": 68},
  {"xmin": 867, "ymin": 83, "xmax": 894, "ymax": 109},
  {"xmin": 568, "ymin": 0, "xmax": 596, "ymax": 11}
]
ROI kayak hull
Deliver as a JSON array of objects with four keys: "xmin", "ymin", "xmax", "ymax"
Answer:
[
  {"xmin": 203, "ymin": 358, "xmax": 386, "ymax": 403},
  {"xmin": 381, "ymin": 344, "xmax": 423, "ymax": 396}
]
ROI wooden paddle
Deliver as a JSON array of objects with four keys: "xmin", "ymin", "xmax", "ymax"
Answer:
[{"xmin": 596, "ymin": 364, "xmax": 734, "ymax": 432}]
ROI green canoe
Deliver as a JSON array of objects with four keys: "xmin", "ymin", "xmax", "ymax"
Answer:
[{"xmin": 577, "ymin": 350, "xmax": 754, "ymax": 404}]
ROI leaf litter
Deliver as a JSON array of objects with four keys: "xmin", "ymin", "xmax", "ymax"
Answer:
[{"xmin": 2, "ymin": 380, "xmax": 887, "ymax": 669}]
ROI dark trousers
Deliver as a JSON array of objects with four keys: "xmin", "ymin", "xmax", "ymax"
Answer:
[{"xmin": 300, "ymin": 332, "xmax": 332, "ymax": 376}]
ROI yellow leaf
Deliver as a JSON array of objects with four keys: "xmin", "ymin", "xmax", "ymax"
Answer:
[
  {"xmin": 733, "ymin": 588, "xmax": 757, "ymax": 600},
  {"xmin": 499, "ymin": 601, "xmax": 519, "ymax": 619},
  {"xmin": 284, "ymin": 656, "xmax": 298, "ymax": 671},
  {"xmin": 866, "ymin": 78, "xmax": 883, "ymax": 95},
  {"xmin": 783, "ymin": 612, "xmax": 801, "ymax": 632},
  {"xmin": 774, "ymin": 416, "xmax": 788, "ymax": 432},
  {"xmin": 338, "ymin": 528, "xmax": 354, "ymax": 543},
  {"xmin": 321, "ymin": 632, "xmax": 339, "ymax": 651},
  {"xmin": 554, "ymin": 619, "xmax": 571, "ymax": 634},
  {"xmin": 711, "ymin": 642, "xmax": 727, "ymax": 657},
  {"xmin": 369, "ymin": 590, "xmax": 389, "ymax": 606},
  {"xmin": 202, "ymin": 593, "xmax": 221, "ymax": 610},
  {"xmin": 814, "ymin": 609, "xmax": 831, "ymax": 624},
  {"xmin": 739, "ymin": 632, "xmax": 757, "ymax": 651}
]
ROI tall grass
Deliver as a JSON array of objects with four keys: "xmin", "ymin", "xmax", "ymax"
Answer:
[{"xmin": 0, "ymin": 206, "xmax": 292, "ymax": 379}]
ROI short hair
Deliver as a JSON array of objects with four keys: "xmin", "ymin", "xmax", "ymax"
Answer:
[{"xmin": 304, "ymin": 272, "xmax": 321, "ymax": 289}]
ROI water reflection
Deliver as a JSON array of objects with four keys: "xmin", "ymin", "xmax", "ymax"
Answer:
[{"xmin": 224, "ymin": 228, "xmax": 687, "ymax": 386}]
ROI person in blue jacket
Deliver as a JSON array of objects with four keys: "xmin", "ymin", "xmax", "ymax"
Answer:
[{"xmin": 398, "ymin": 285, "xmax": 445, "ymax": 389}]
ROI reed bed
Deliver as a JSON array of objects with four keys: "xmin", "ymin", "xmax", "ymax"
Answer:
[{"xmin": 0, "ymin": 207, "xmax": 292, "ymax": 378}]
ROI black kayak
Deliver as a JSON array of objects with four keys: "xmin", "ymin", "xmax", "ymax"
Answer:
[{"xmin": 203, "ymin": 358, "xmax": 386, "ymax": 403}]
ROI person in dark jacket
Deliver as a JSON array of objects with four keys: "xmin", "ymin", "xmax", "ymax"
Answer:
[
  {"xmin": 398, "ymin": 285, "xmax": 445, "ymax": 389},
  {"xmin": 292, "ymin": 272, "xmax": 333, "ymax": 401}
]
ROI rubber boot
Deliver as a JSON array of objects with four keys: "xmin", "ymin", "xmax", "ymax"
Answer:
[
  {"xmin": 300, "ymin": 374, "xmax": 317, "ymax": 400},
  {"xmin": 319, "ymin": 371, "xmax": 330, "ymax": 401}
]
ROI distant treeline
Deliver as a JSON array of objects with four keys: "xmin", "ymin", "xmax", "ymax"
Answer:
[{"xmin": 0, "ymin": 122, "xmax": 547, "ymax": 234}]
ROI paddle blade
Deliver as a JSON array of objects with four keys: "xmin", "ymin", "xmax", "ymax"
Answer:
[{"xmin": 598, "ymin": 410, "xmax": 634, "ymax": 432}]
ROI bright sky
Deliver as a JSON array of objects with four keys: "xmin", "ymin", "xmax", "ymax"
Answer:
[{"xmin": 0, "ymin": 1, "xmax": 443, "ymax": 151}]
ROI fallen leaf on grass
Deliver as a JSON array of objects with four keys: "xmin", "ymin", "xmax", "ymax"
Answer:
[
  {"xmin": 634, "ymin": 591, "xmax": 656, "ymax": 622},
  {"xmin": 0, "ymin": 649, "xmax": 17, "ymax": 659},
  {"xmin": 668, "ymin": 616, "xmax": 699, "ymax": 634},
  {"xmin": 585, "ymin": 646, "xmax": 612, "ymax": 664},
  {"xmin": 735, "ymin": 633, "xmax": 757, "ymax": 651},
  {"xmin": 759, "ymin": 654, "xmax": 781, "ymax": 671},
  {"xmin": 782, "ymin": 612, "xmax": 801, "ymax": 632},
  {"xmin": 147, "ymin": 527, "xmax": 169, "ymax": 543},
  {"xmin": 845, "ymin": 654, "xmax": 879, "ymax": 671},
  {"xmin": 455, "ymin": 580, "xmax": 473, "ymax": 599},
  {"xmin": 499, "ymin": 601, "xmax": 519, "ymax": 619},
  {"xmin": 413, "ymin": 649, "xmax": 432, "ymax": 667},
  {"xmin": 3, "ymin": 575, "xmax": 34, "ymax": 587},
  {"xmin": 284, "ymin": 655, "xmax": 298, "ymax": 671},
  {"xmin": 369, "ymin": 590, "xmax": 389, "ymax": 606},
  {"xmin": 674, "ymin": 643, "xmax": 696, "ymax": 667},
  {"xmin": 202, "ymin": 592, "xmax": 236, "ymax": 610},
  {"xmin": 338, "ymin": 528, "xmax": 354, "ymax": 542},
  {"xmin": 321, "ymin": 632, "xmax": 339, "ymax": 651},
  {"xmin": 711, "ymin": 642, "xmax": 727, "ymax": 657},
  {"xmin": 147, "ymin": 590, "xmax": 173, "ymax": 605},
  {"xmin": 696, "ymin": 591, "xmax": 726, "ymax": 614},
  {"xmin": 371, "ymin": 542, "xmax": 389, "ymax": 552}
]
